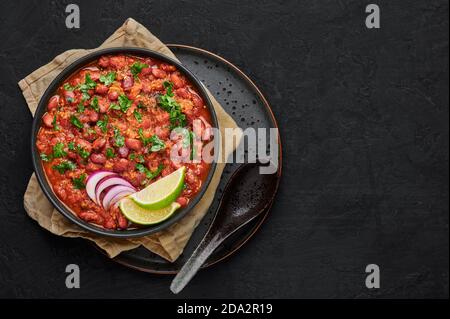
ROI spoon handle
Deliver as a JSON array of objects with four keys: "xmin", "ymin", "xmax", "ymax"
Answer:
[{"xmin": 170, "ymin": 232, "xmax": 224, "ymax": 294}]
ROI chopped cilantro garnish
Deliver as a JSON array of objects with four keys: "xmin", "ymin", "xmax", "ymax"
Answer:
[
  {"xmin": 118, "ymin": 94, "xmax": 132, "ymax": 113},
  {"xmin": 133, "ymin": 110, "xmax": 142, "ymax": 123},
  {"xmin": 52, "ymin": 160, "xmax": 76, "ymax": 174},
  {"xmin": 106, "ymin": 148, "xmax": 115, "ymax": 159},
  {"xmin": 72, "ymin": 173, "xmax": 87, "ymax": 189},
  {"xmin": 158, "ymin": 81, "xmax": 186, "ymax": 129},
  {"xmin": 113, "ymin": 127, "xmax": 125, "ymax": 147},
  {"xmin": 77, "ymin": 102, "xmax": 85, "ymax": 113},
  {"xmin": 70, "ymin": 115, "xmax": 83, "ymax": 129},
  {"xmin": 130, "ymin": 61, "xmax": 148, "ymax": 78},
  {"xmin": 149, "ymin": 135, "xmax": 166, "ymax": 152},
  {"xmin": 96, "ymin": 115, "xmax": 108, "ymax": 133},
  {"xmin": 76, "ymin": 145, "xmax": 90, "ymax": 159},
  {"xmin": 135, "ymin": 163, "xmax": 164, "ymax": 180},
  {"xmin": 52, "ymin": 115, "xmax": 60, "ymax": 131},
  {"xmin": 52, "ymin": 142, "xmax": 67, "ymax": 158},
  {"xmin": 40, "ymin": 153, "xmax": 52, "ymax": 162},
  {"xmin": 99, "ymin": 72, "xmax": 116, "ymax": 86},
  {"xmin": 90, "ymin": 96, "xmax": 99, "ymax": 112}
]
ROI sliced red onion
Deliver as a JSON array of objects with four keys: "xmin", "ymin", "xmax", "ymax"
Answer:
[
  {"xmin": 102, "ymin": 185, "xmax": 136, "ymax": 210},
  {"xmin": 95, "ymin": 176, "xmax": 135, "ymax": 205},
  {"xmin": 109, "ymin": 192, "xmax": 133, "ymax": 208},
  {"xmin": 86, "ymin": 171, "xmax": 117, "ymax": 203},
  {"xmin": 83, "ymin": 66, "xmax": 99, "ymax": 71}
]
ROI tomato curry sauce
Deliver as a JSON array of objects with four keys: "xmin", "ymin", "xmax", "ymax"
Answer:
[{"xmin": 36, "ymin": 54, "xmax": 213, "ymax": 230}]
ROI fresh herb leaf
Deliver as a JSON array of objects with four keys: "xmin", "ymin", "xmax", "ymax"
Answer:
[
  {"xmin": 81, "ymin": 92, "xmax": 91, "ymax": 102},
  {"xmin": 76, "ymin": 145, "xmax": 90, "ymax": 159},
  {"xmin": 52, "ymin": 115, "xmax": 60, "ymax": 131},
  {"xmin": 90, "ymin": 96, "xmax": 99, "ymax": 112},
  {"xmin": 149, "ymin": 135, "xmax": 165, "ymax": 152},
  {"xmin": 129, "ymin": 153, "xmax": 136, "ymax": 161},
  {"xmin": 68, "ymin": 142, "xmax": 75, "ymax": 150},
  {"xmin": 118, "ymin": 94, "xmax": 132, "ymax": 113},
  {"xmin": 40, "ymin": 153, "xmax": 52, "ymax": 162},
  {"xmin": 79, "ymin": 73, "xmax": 97, "ymax": 91},
  {"xmin": 52, "ymin": 142, "xmax": 67, "ymax": 158},
  {"xmin": 135, "ymin": 163, "xmax": 146, "ymax": 173},
  {"xmin": 99, "ymin": 72, "xmax": 116, "ymax": 86},
  {"xmin": 135, "ymin": 163, "xmax": 164, "ymax": 180},
  {"xmin": 163, "ymin": 81, "xmax": 173, "ymax": 96},
  {"xmin": 106, "ymin": 148, "xmax": 115, "ymax": 159},
  {"xmin": 63, "ymin": 83, "xmax": 76, "ymax": 91},
  {"xmin": 72, "ymin": 173, "xmax": 87, "ymax": 189},
  {"xmin": 130, "ymin": 61, "xmax": 148, "ymax": 78},
  {"xmin": 109, "ymin": 103, "xmax": 121, "ymax": 111},
  {"xmin": 96, "ymin": 115, "xmax": 108, "ymax": 133},
  {"xmin": 70, "ymin": 115, "xmax": 84, "ymax": 129},
  {"xmin": 78, "ymin": 73, "xmax": 97, "ymax": 101},
  {"xmin": 138, "ymin": 128, "xmax": 151, "ymax": 146},
  {"xmin": 113, "ymin": 127, "xmax": 125, "ymax": 147},
  {"xmin": 52, "ymin": 160, "xmax": 76, "ymax": 174},
  {"xmin": 77, "ymin": 102, "xmax": 85, "ymax": 113},
  {"xmin": 136, "ymin": 101, "xmax": 146, "ymax": 109},
  {"xmin": 158, "ymin": 81, "xmax": 187, "ymax": 129},
  {"xmin": 133, "ymin": 110, "xmax": 142, "ymax": 122},
  {"xmin": 137, "ymin": 154, "xmax": 145, "ymax": 163}
]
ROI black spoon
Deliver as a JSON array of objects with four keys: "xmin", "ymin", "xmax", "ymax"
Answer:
[{"xmin": 170, "ymin": 160, "xmax": 278, "ymax": 294}]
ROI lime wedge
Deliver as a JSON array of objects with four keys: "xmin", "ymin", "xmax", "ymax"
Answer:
[
  {"xmin": 130, "ymin": 166, "xmax": 186, "ymax": 209},
  {"xmin": 119, "ymin": 198, "xmax": 181, "ymax": 225}
]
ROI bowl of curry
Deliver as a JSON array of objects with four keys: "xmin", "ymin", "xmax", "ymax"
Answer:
[{"xmin": 31, "ymin": 48, "xmax": 218, "ymax": 238}]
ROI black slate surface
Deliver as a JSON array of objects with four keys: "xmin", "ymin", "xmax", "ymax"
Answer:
[{"xmin": 0, "ymin": 0, "xmax": 448, "ymax": 298}]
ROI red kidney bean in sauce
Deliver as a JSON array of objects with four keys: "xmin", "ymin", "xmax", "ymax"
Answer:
[{"xmin": 37, "ymin": 54, "xmax": 213, "ymax": 230}]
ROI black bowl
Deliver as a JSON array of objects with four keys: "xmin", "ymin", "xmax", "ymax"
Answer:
[{"xmin": 31, "ymin": 47, "xmax": 218, "ymax": 238}]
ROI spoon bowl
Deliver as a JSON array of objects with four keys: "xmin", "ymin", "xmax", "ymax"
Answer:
[{"xmin": 170, "ymin": 160, "xmax": 278, "ymax": 294}]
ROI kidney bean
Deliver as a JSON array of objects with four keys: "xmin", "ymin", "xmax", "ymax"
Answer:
[
  {"xmin": 141, "ymin": 67, "xmax": 152, "ymax": 76},
  {"xmin": 95, "ymin": 84, "xmax": 108, "ymax": 95},
  {"xmin": 113, "ymin": 158, "xmax": 130, "ymax": 172},
  {"xmin": 98, "ymin": 56, "xmax": 109, "ymax": 68},
  {"xmin": 160, "ymin": 63, "xmax": 176, "ymax": 72},
  {"xmin": 99, "ymin": 99, "xmax": 109, "ymax": 113},
  {"xmin": 175, "ymin": 88, "xmax": 191, "ymax": 99},
  {"xmin": 48, "ymin": 95, "xmax": 60, "ymax": 111},
  {"xmin": 92, "ymin": 138, "xmax": 106, "ymax": 151},
  {"xmin": 141, "ymin": 118, "xmax": 152, "ymax": 129},
  {"xmin": 155, "ymin": 126, "xmax": 169, "ymax": 139},
  {"xmin": 88, "ymin": 71, "xmax": 100, "ymax": 81},
  {"xmin": 117, "ymin": 146, "xmax": 129, "ymax": 158},
  {"xmin": 192, "ymin": 93, "xmax": 204, "ymax": 108},
  {"xmin": 170, "ymin": 73, "xmax": 185, "ymax": 89},
  {"xmin": 42, "ymin": 113, "xmax": 54, "ymax": 128},
  {"xmin": 152, "ymin": 68, "xmax": 167, "ymax": 79},
  {"xmin": 125, "ymin": 138, "xmax": 142, "ymax": 151},
  {"xmin": 90, "ymin": 153, "xmax": 106, "ymax": 164},
  {"xmin": 76, "ymin": 139, "xmax": 92, "ymax": 153},
  {"xmin": 88, "ymin": 111, "xmax": 99, "ymax": 122},
  {"xmin": 122, "ymin": 76, "xmax": 134, "ymax": 89},
  {"xmin": 108, "ymin": 90, "xmax": 118, "ymax": 101}
]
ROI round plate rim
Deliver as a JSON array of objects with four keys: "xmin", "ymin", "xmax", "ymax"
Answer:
[{"xmin": 101, "ymin": 44, "xmax": 283, "ymax": 274}]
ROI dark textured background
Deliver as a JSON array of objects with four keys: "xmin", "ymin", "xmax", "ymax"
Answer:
[{"xmin": 0, "ymin": 0, "xmax": 448, "ymax": 298}]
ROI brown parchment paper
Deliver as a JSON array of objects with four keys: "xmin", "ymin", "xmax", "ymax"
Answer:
[{"xmin": 19, "ymin": 18, "xmax": 241, "ymax": 262}]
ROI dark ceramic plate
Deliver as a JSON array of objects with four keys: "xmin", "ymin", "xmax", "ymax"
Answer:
[
  {"xmin": 30, "ymin": 47, "xmax": 218, "ymax": 238},
  {"xmin": 102, "ymin": 45, "xmax": 282, "ymax": 273}
]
